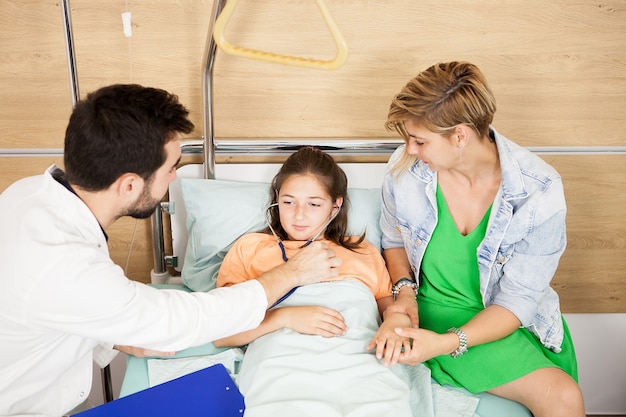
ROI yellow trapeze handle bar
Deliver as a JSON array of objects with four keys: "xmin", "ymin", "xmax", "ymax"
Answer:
[{"xmin": 213, "ymin": 0, "xmax": 349, "ymax": 70}]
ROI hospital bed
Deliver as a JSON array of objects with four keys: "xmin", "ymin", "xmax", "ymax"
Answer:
[
  {"xmin": 119, "ymin": 148, "xmax": 532, "ymax": 417},
  {"xmin": 114, "ymin": 1, "xmax": 532, "ymax": 415}
]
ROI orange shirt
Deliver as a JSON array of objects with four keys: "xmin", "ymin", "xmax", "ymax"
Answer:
[{"xmin": 217, "ymin": 233, "xmax": 392, "ymax": 300}]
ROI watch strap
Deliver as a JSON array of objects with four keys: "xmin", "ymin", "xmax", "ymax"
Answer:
[
  {"xmin": 392, "ymin": 277, "xmax": 417, "ymax": 300},
  {"xmin": 447, "ymin": 327, "xmax": 468, "ymax": 358}
]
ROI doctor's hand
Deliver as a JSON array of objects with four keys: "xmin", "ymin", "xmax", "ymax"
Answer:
[
  {"xmin": 256, "ymin": 241, "xmax": 342, "ymax": 308},
  {"xmin": 114, "ymin": 345, "xmax": 176, "ymax": 358},
  {"xmin": 285, "ymin": 241, "xmax": 343, "ymax": 285}
]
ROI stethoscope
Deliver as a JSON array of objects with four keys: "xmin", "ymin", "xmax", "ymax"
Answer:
[
  {"xmin": 265, "ymin": 202, "xmax": 340, "ymax": 307},
  {"xmin": 265, "ymin": 202, "xmax": 340, "ymax": 262}
]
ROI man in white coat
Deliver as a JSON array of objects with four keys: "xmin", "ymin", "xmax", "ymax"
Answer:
[{"xmin": 0, "ymin": 84, "xmax": 342, "ymax": 417}]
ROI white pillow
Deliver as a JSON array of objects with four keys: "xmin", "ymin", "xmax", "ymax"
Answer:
[{"xmin": 180, "ymin": 179, "xmax": 382, "ymax": 292}]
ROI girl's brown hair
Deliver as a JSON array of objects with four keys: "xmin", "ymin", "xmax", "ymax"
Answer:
[{"xmin": 265, "ymin": 147, "xmax": 365, "ymax": 250}]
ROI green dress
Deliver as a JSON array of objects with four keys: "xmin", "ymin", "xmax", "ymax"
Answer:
[{"xmin": 417, "ymin": 186, "xmax": 578, "ymax": 393}]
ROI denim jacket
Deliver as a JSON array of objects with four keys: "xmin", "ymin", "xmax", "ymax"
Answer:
[{"xmin": 380, "ymin": 128, "xmax": 567, "ymax": 351}]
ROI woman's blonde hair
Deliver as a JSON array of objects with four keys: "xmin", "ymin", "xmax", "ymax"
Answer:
[{"xmin": 385, "ymin": 61, "xmax": 497, "ymax": 174}]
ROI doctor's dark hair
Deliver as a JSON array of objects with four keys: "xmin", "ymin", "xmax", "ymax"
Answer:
[
  {"xmin": 63, "ymin": 84, "xmax": 194, "ymax": 191},
  {"xmin": 265, "ymin": 147, "xmax": 365, "ymax": 250}
]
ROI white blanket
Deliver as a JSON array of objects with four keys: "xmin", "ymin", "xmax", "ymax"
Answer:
[{"xmin": 236, "ymin": 280, "xmax": 479, "ymax": 417}]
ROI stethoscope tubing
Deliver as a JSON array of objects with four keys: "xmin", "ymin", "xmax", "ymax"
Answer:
[{"xmin": 265, "ymin": 202, "xmax": 340, "ymax": 308}]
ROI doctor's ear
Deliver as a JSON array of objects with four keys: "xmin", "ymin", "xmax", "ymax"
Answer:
[{"xmin": 115, "ymin": 173, "xmax": 143, "ymax": 197}]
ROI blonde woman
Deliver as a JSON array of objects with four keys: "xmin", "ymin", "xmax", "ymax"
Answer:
[{"xmin": 378, "ymin": 61, "xmax": 584, "ymax": 417}]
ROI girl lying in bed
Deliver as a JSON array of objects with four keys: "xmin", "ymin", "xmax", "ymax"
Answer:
[
  {"xmin": 212, "ymin": 147, "xmax": 482, "ymax": 417},
  {"xmin": 212, "ymin": 147, "xmax": 427, "ymax": 417},
  {"xmin": 214, "ymin": 146, "xmax": 412, "ymax": 351}
]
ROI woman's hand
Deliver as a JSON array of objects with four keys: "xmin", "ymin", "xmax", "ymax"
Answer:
[
  {"xmin": 392, "ymin": 327, "xmax": 459, "ymax": 366},
  {"xmin": 366, "ymin": 312, "xmax": 412, "ymax": 367},
  {"xmin": 279, "ymin": 305, "xmax": 347, "ymax": 337},
  {"xmin": 392, "ymin": 305, "xmax": 523, "ymax": 365}
]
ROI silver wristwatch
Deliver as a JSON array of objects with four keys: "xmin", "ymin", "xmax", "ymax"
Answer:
[
  {"xmin": 447, "ymin": 327, "xmax": 468, "ymax": 358},
  {"xmin": 391, "ymin": 278, "xmax": 417, "ymax": 300}
]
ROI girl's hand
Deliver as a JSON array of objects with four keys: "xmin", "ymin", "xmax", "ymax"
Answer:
[
  {"xmin": 383, "ymin": 291, "xmax": 418, "ymax": 327},
  {"xmin": 366, "ymin": 312, "xmax": 412, "ymax": 366},
  {"xmin": 279, "ymin": 305, "xmax": 347, "ymax": 337}
]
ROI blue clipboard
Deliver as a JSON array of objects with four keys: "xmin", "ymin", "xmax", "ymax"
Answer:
[{"xmin": 73, "ymin": 364, "xmax": 244, "ymax": 417}]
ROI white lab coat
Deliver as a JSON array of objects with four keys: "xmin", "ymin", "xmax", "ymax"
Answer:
[{"xmin": 0, "ymin": 167, "xmax": 267, "ymax": 417}]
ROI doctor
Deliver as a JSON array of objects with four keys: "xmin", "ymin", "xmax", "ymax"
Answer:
[{"xmin": 0, "ymin": 84, "xmax": 341, "ymax": 417}]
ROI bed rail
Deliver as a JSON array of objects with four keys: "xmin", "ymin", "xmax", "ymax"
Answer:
[
  {"xmin": 183, "ymin": 139, "xmax": 403, "ymax": 157},
  {"xmin": 179, "ymin": 140, "xmax": 626, "ymax": 157}
]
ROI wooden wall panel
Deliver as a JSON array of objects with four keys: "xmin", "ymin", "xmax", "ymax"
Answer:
[
  {"xmin": 0, "ymin": 1, "xmax": 72, "ymax": 148},
  {"xmin": 1, "ymin": 1, "xmax": 625, "ymax": 310},
  {"xmin": 544, "ymin": 155, "xmax": 626, "ymax": 313},
  {"xmin": 1, "ymin": 1, "xmax": 624, "ymax": 148},
  {"xmin": 0, "ymin": 157, "xmax": 64, "ymax": 191},
  {"xmin": 213, "ymin": 1, "xmax": 626, "ymax": 145}
]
